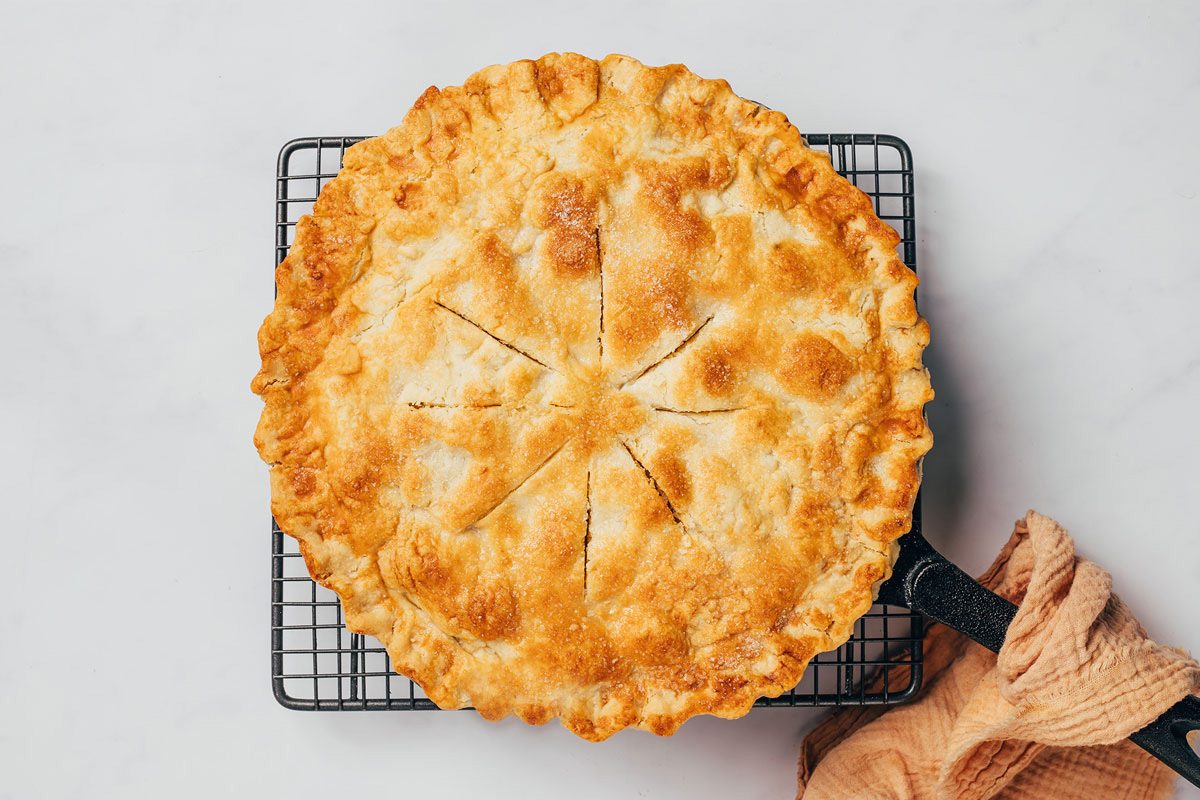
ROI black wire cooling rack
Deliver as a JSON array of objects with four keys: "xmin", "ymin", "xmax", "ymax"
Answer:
[{"xmin": 271, "ymin": 133, "xmax": 924, "ymax": 711}]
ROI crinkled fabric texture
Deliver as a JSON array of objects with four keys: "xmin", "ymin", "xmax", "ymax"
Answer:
[{"xmin": 797, "ymin": 510, "xmax": 1200, "ymax": 800}]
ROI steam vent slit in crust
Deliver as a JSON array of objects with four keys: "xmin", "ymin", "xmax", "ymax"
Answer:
[{"xmin": 253, "ymin": 53, "xmax": 933, "ymax": 740}]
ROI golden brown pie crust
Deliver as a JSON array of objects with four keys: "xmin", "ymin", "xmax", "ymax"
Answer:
[{"xmin": 253, "ymin": 53, "xmax": 933, "ymax": 740}]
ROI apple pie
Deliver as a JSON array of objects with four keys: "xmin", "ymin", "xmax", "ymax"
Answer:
[{"xmin": 253, "ymin": 53, "xmax": 932, "ymax": 740}]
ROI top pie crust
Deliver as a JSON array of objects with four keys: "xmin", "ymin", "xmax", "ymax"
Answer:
[{"xmin": 253, "ymin": 53, "xmax": 933, "ymax": 740}]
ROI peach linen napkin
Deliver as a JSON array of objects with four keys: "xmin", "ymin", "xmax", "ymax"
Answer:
[{"xmin": 797, "ymin": 511, "xmax": 1200, "ymax": 800}]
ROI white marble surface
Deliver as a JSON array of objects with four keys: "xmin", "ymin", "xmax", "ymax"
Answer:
[{"xmin": 3, "ymin": 1, "xmax": 1198, "ymax": 797}]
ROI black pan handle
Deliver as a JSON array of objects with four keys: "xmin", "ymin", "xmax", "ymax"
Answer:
[
  {"xmin": 1128, "ymin": 696, "xmax": 1200, "ymax": 787},
  {"xmin": 876, "ymin": 530, "xmax": 1017, "ymax": 650},
  {"xmin": 876, "ymin": 531, "xmax": 1200, "ymax": 788}
]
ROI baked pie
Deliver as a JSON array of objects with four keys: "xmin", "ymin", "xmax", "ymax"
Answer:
[{"xmin": 253, "ymin": 53, "xmax": 932, "ymax": 740}]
